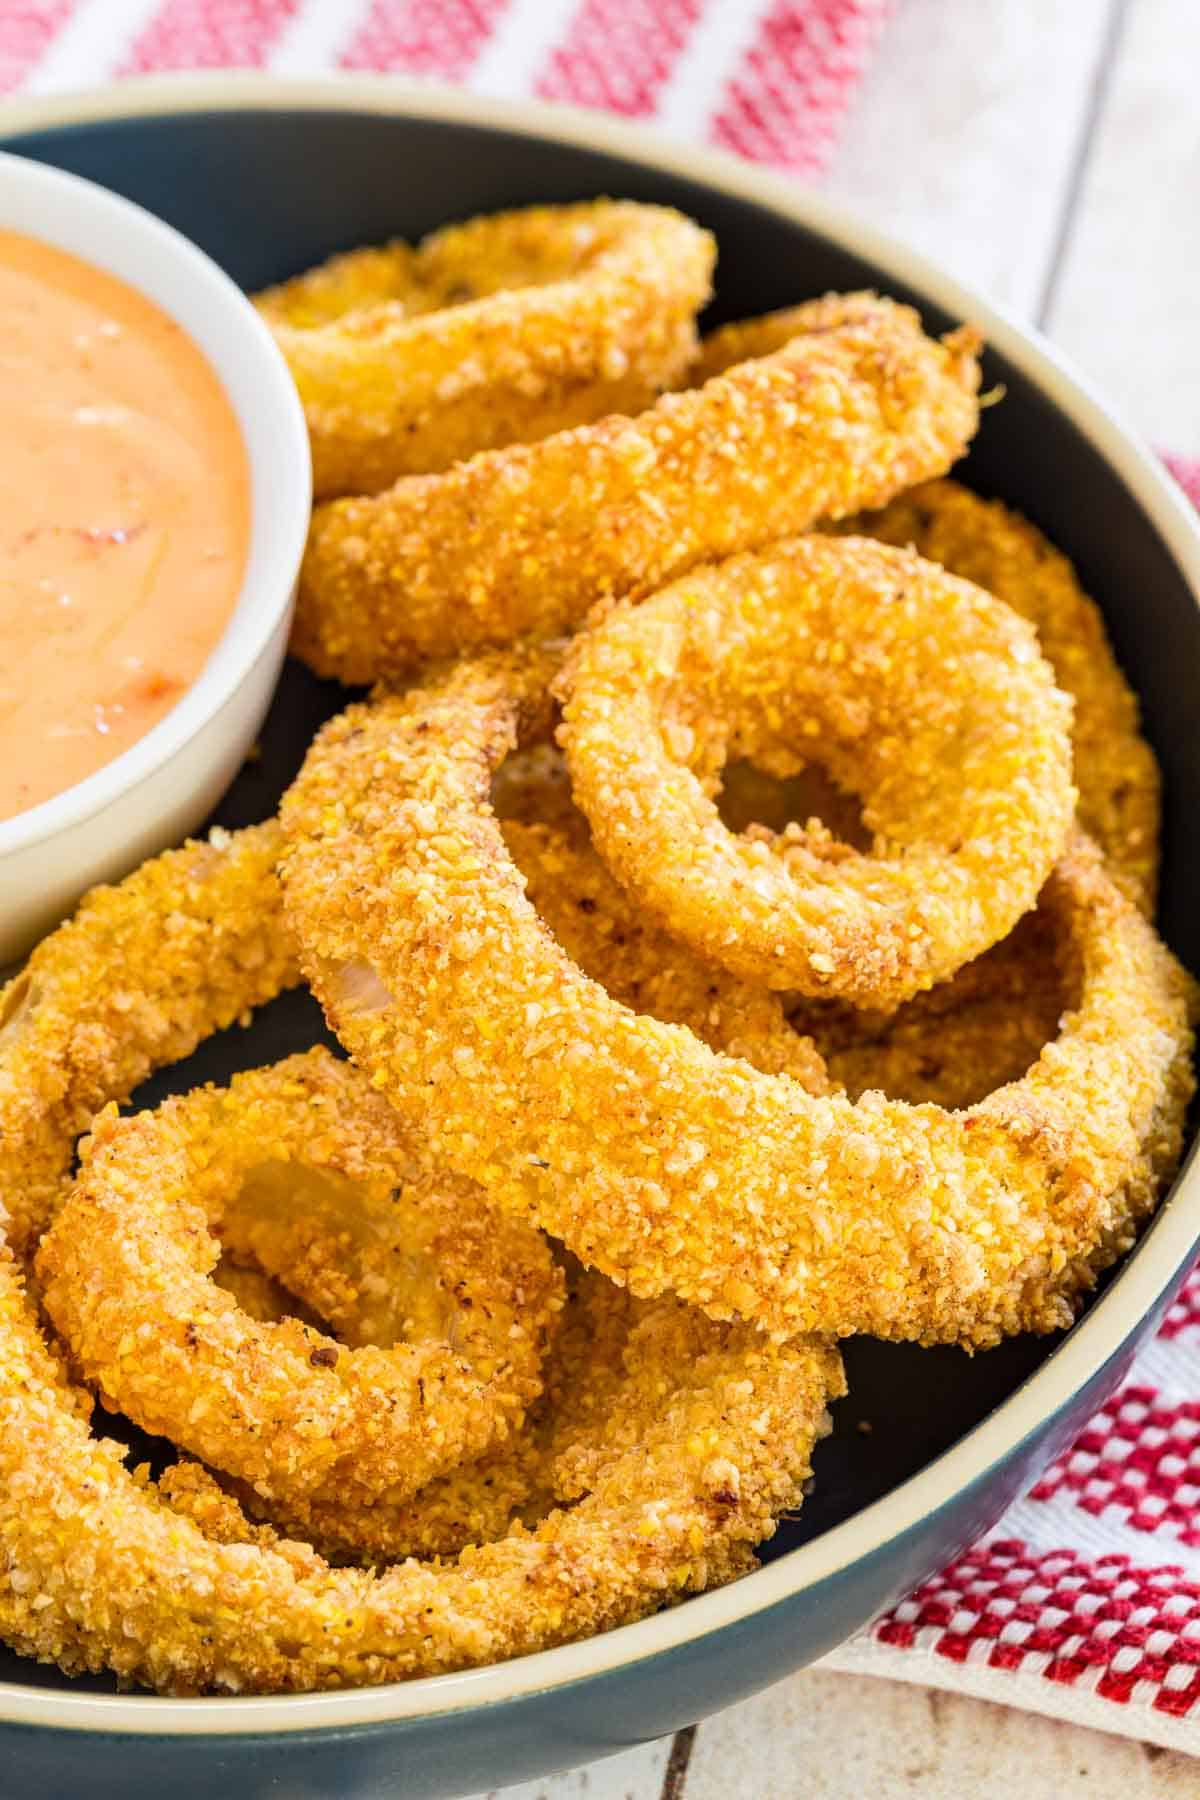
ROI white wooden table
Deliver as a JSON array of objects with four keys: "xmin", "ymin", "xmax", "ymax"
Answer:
[{"xmin": 481, "ymin": 2, "xmax": 1200, "ymax": 1793}]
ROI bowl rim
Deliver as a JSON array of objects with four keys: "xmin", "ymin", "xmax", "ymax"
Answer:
[
  {"xmin": 0, "ymin": 142, "xmax": 311, "ymax": 857},
  {"xmin": 0, "ymin": 70, "xmax": 1198, "ymax": 1738}
]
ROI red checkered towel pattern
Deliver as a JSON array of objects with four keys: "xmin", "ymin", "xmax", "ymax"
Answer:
[{"xmin": 3, "ymin": 0, "xmax": 1200, "ymax": 1758}]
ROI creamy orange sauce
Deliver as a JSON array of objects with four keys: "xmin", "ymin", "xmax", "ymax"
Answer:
[{"xmin": 0, "ymin": 227, "xmax": 250, "ymax": 823}]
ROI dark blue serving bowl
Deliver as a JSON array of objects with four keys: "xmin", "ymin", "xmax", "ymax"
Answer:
[{"xmin": 2, "ymin": 74, "xmax": 1198, "ymax": 1800}]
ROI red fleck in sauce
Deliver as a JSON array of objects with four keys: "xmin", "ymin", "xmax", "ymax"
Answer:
[{"xmin": 0, "ymin": 227, "xmax": 250, "ymax": 823}]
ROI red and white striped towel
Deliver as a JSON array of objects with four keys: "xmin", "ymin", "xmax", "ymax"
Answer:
[
  {"xmin": 0, "ymin": 0, "xmax": 890, "ymax": 177},
  {"xmin": 3, "ymin": 0, "xmax": 1200, "ymax": 1759}
]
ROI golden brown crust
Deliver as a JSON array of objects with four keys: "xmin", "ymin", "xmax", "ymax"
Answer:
[
  {"xmin": 256, "ymin": 201, "xmax": 714, "ymax": 499},
  {"xmin": 279, "ymin": 646, "xmax": 1193, "ymax": 1347},
  {"xmin": 0, "ymin": 1236, "xmax": 840, "ymax": 1691},
  {"xmin": 292, "ymin": 294, "xmax": 981, "ymax": 682},
  {"xmin": 38, "ymin": 1050, "xmax": 561, "ymax": 1510},
  {"xmin": 837, "ymin": 479, "xmax": 1161, "ymax": 910},
  {"xmin": 234, "ymin": 1259, "xmax": 634, "ymax": 1565},
  {"xmin": 0, "ymin": 823, "xmax": 297, "ymax": 1262},
  {"xmin": 556, "ymin": 536, "xmax": 1075, "ymax": 1006},
  {"xmin": 507, "ymin": 813, "xmax": 828, "ymax": 1088},
  {"xmin": 0, "ymin": 821, "xmax": 841, "ymax": 1692}
]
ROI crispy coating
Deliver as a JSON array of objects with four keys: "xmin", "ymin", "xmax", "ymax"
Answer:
[
  {"xmin": 558, "ymin": 535, "xmax": 1075, "ymax": 1005},
  {"xmin": 280, "ymin": 646, "xmax": 1194, "ymax": 1347},
  {"xmin": 38, "ymin": 1051, "xmax": 561, "ymax": 1510},
  {"xmin": 0, "ymin": 819, "xmax": 841, "ymax": 1690},
  {"xmin": 806, "ymin": 912, "xmax": 1069, "ymax": 1109},
  {"xmin": 293, "ymin": 294, "xmax": 981, "ymax": 682},
  {"xmin": 0, "ymin": 823, "xmax": 297, "ymax": 1262},
  {"xmin": 241, "ymin": 1259, "xmax": 635, "ymax": 1565},
  {"xmin": 837, "ymin": 479, "xmax": 1161, "ymax": 910},
  {"xmin": 256, "ymin": 201, "xmax": 714, "ymax": 499},
  {"xmin": 243, "ymin": 1435, "xmax": 543, "ymax": 1565},
  {"xmin": 156, "ymin": 1462, "xmax": 300, "ymax": 1553},
  {"xmin": 0, "ymin": 1235, "xmax": 840, "ymax": 1691},
  {"xmin": 507, "ymin": 815, "xmax": 828, "ymax": 1088},
  {"xmin": 212, "ymin": 1257, "xmax": 322, "ymax": 1329}
]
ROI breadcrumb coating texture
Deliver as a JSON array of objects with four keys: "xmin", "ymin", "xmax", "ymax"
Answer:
[
  {"xmin": 237, "ymin": 1261, "xmax": 642, "ymax": 1565},
  {"xmin": 256, "ymin": 201, "xmax": 714, "ymax": 499},
  {"xmin": 293, "ymin": 293, "xmax": 981, "ymax": 682},
  {"xmin": 0, "ymin": 1235, "xmax": 840, "ymax": 1691},
  {"xmin": 38, "ymin": 1050, "xmax": 561, "ymax": 1511},
  {"xmin": 0, "ymin": 822, "xmax": 842, "ymax": 1690},
  {"xmin": 506, "ymin": 814, "xmax": 828, "ymax": 1088},
  {"xmin": 807, "ymin": 913, "xmax": 1069, "ymax": 1110},
  {"xmin": 556, "ymin": 535, "xmax": 1076, "ymax": 1006},
  {"xmin": 279, "ymin": 647, "xmax": 1194, "ymax": 1347},
  {"xmin": 0, "ymin": 823, "xmax": 297, "ymax": 1261},
  {"xmin": 838, "ymin": 479, "xmax": 1161, "ymax": 910}
]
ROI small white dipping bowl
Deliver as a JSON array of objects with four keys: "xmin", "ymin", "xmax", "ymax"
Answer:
[{"xmin": 0, "ymin": 150, "xmax": 311, "ymax": 964}]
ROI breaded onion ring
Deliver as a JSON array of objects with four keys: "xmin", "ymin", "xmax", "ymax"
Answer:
[
  {"xmin": 557, "ymin": 536, "xmax": 1075, "ymax": 1004},
  {"xmin": 280, "ymin": 645, "xmax": 1194, "ymax": 1347},
  {"xmin": 0, "ymin": 822, "xmax": 296, "ymax": 1262},
  {"xmin": 0, "ymin": 1242, "xmax": 839, "ymax": 1691},
  {"xmin": 247, "ymin": 808, "xmax": 829, "ymax": 1564},
  {"xmin": 0, "ymin": 824, "xmax": 842, "ymax": 1691},
  {"xmin": 293, "ymin": 294, "xmax": 982, "ymax": 682},
  {"xmin": 219, "ymin": 816, "xmax": 827, "ymax": 1563},
  {"xmin": 232, "ymin": 1259, "xmax": 636, "ymax": 1566},
  {"xmin": 38, "ymin": 1050, "xmax": 561, "ymax": 1510},
  {"xmin": 836, "ymin": 479, "xmax": 1162, "ymax": 910},
  {"xmin": 256, "ymin": 201, "xmax": 714, "ymax": 499}
]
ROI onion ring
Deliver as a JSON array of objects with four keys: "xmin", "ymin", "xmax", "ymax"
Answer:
[
  {"xmin": 230, "ymin": 1258, "xmax": 635, "ymax": 1566},
  {"xmin": 834, "ymin": 478, "xmax": 1162, "ymax": 911},
  {"xmin": 292, "ymin": 293, "xmax": 982, "ymax": 682},
  {"xmin": 37, "ymin": 1050, "xmax": 561, "ymax": 1509},
  {"xmin": 0, "ymin": 823, "xmax": 841, "ymax": 1692},
  {"xmin": 0, "ymin": 1242, "xmax": 839, "ymax": 1690},
  {"xmin": 0, "ymin": 822, "xmax": 296, "ymax": 1262},
  {"xmin": 556, "ymin": 535, "xmax": 1075, "ymax": 1004},
  {"xmin": 279, "ymin": 644, "xmax": 1194, "ymax": 1347},
  {"xmin": 256, "ymin": 201, "xmax": 714, "ymax": 500},
  {"xmin": 246, "ymin": 807, "xmax": 830, "ymax": 1561}
]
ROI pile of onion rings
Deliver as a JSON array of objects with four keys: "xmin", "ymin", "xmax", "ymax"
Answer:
[
  {"xmin": 0, "ymin": 827, "xmax": 842, "ymax": 1692},
  {"xmin": 256, "ymin": 200, "xmax": 715, "ymax": 499},
  {"xmin": 292, "ymin": 293, "xmax": 982, "ymax": 682},
  {"xmin": 0, "ymin": 194, "xmax": 1193, "ymax": 1703},
  {"xmin": 279, "ymin": 635, "xmax": 1193, "ymax": 1348}
]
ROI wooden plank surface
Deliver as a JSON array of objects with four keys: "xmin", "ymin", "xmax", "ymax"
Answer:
[
  {"xmin": 682, "ymin": 1672, "xmax": 1200, "ymax": 1799},
  {"xmin": 486, "ymin": 0, "xmax": 1198, "ymax": 1790},
  {"xmin": 1043, "ymin": 0, "xmax": 1200, "ymax": 446},
  {"xmin": 822, "ymin": 0, "xmax": 1118, "ymax": 317},
  {"xmin": 466, "ymin": 1738, "xmax": 673, "ymax": 1800}
]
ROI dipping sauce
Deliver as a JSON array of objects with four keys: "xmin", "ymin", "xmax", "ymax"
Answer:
[{"xmin": 0, "ymin": 227, "xmax": 250, "ymax": 823}]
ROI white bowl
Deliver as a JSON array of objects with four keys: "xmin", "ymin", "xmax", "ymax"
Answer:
[{"xmin": 0, "ymin": 149, "xmax": 311, "ymax": 965}]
